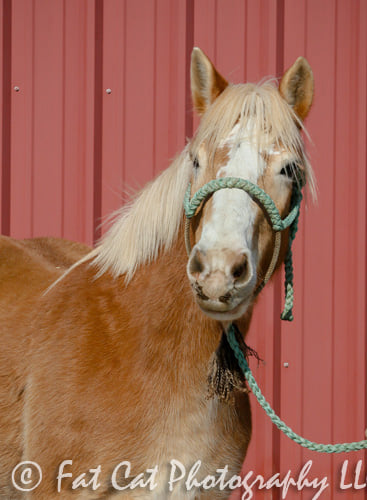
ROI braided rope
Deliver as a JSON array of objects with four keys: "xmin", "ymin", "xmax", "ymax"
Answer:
[
  {"xmin": 184, "ymin": 178, "xmax": 299, "ymax": 231},
  {"xmin": 281, "ymin": 188, "xmax": 303, "ymax": 320},
  {"xmin": 227, "ymin": 325, "xmax": 367, "ymax": 453},
  {"xmin": 183, "ymin": 177, "xmax": 302, "ymax": 320}
]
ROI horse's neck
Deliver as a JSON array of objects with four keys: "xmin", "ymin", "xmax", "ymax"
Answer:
[{"xmin": 121, "ymin": 231, "xmax": 222, "ymax": 368}]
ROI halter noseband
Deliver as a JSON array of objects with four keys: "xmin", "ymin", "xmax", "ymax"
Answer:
[{"xmin": 183, "ymin": 177, "xmax": 303, "ymax": 321}]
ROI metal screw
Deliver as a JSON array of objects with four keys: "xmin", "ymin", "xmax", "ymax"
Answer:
[
  {"xmin": 283, "ymin": 362, "xmax": 289, "ymax": 368},
  {"xmin": 14, "ymin": 86, "xmax": 20, "ymax": 92},
  {"xmin": 105, "ymin": 88, "xmax": 112, "ymax": 94}
]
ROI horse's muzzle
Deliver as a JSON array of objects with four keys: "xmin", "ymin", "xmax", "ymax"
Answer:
[{"xmin": 187, "ymin": 246, "xmax": 256, "ymax": 318}]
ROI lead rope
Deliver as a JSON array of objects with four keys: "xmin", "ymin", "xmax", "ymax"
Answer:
[
  {"xmin": 184, "ymin": 177, "xmax": 367, "ymax": 452},
  {"xmin": 226, "ymin": 324, "xmax": 367, "ymax": 453}
]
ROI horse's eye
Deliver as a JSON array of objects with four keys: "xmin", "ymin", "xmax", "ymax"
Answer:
[
  {"xmin": 280, "ymin": 162, "xmax": 301, "ymax": 182},
  {"xmin": 193, "ymin": 157, "xmax": 200, "ymax": 169}
]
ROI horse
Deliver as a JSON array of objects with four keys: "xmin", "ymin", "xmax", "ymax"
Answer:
[{"xmin": 0, "ymin": 47, "xmax": 314, "ymax": 499}]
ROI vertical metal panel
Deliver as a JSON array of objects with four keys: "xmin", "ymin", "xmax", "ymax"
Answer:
[
  {"xmin": 1, "ymin": 1, "xmax": 366, "ymax": 499},
  {"xmin": 124, "ymin": 0, "xmax": 155, "ymax": 191},
  {"xmin": 1, "ymin": 0, "xmax": 11, "ymax": 235},
  {"xmin": 31, "ymin": 0, "xmax": 64, "ymax": 236},
  {"xmin": 10, "ymin": 0, "xmax": 34, "ymax": 239},
  {"xmin": 83, "ymin": 0, "xmax": 98, "ymax": 246},
  {"xmin": 101, "ymin": 0, "xmax": 125, "ymax": 220},
  {"xmin": 62, "ymin": 0, "xmax": 96, "ymax": 244},
  {"xmin": 216, "ymin": 0, "xmax": 246, "ymax": 83}
]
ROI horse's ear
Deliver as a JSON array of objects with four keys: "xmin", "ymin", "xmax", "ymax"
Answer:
[
  {"xmin": 279, "ymin": 57, "xmax": 314, "ymax": 121},
  {"xmin": 191, "ymin": 47, "xmax": 228, "ymax": 115}
]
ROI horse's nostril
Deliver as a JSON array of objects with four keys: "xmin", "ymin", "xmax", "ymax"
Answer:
[
  {"xmin": 193, "ymin": 282, "xmax": 209, "ymax": 301},
  {"xmin": 232, "ymin": 256, "xmax": 249, "ymax": 282},
  {"xmin": 219, "ymin": 292, "xmax": 232, "ymax": 303},
  {"xmin": 189, "ymin": 250, "xmax": 204, "ymax": 276}
]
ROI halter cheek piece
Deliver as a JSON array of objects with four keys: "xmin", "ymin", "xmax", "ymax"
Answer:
[{"xmin": 183, "ymin": 176, "xmax": 303, "ymax": 321}]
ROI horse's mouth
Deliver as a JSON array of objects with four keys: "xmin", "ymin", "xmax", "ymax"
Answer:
[
  {"xmin": 194, "ymin": 293, "xmax": 253, "ymax": 321},
  {"xmin": 190, "ymin": 277, "xmax": 255, "ymax": 320}
]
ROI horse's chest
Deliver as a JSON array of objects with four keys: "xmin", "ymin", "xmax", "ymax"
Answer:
[
  {"xmin": 160, "ymin": 398, "xmax": 218, "ymax": 465},
  {"xmin": 142, "ymin": 396, "xmax": 246, "ymax": 499}
]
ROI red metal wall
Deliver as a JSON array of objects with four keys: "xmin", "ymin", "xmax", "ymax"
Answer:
[{"xmin": 1, "ymin": 1, "xmax": 366, "ymax": 499}]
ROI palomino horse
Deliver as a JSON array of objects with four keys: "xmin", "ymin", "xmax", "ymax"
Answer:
[{"xmin": 0, "ymin": 48, "xmax": 314, "ymax": 499}]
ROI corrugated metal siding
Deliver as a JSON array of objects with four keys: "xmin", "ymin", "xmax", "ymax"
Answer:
[{"xmin": 1, "ymin": 1, "xmax": 366, "ymax": 499}]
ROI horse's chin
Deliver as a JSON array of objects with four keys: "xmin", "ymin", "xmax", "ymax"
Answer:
[{"xmin": 195, "ymin": 295, "xmax": 253, "ymax": 321}]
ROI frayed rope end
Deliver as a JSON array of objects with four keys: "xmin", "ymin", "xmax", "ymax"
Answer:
[{"xmin": 207, "ymin": 325, "xmax": 262, "ymax": 405}]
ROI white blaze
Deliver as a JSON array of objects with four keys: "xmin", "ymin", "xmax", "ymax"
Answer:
[{"xmin": 197, "ymin": 125, "xmax": 265, "ymax": 267}]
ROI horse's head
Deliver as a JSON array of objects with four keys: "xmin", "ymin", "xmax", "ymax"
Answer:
[{"xmin": 186, "ymin": 48, "xmax": 314, "ymax": 321}]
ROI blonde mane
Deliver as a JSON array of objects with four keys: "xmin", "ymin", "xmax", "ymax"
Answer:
[
  {"xmin": 65, "ymin": 81, "xmax": 314, "ymax": 284},
  {"xmin": 91, "ymin": 151, "xmax": 192, "ymax": 281}
]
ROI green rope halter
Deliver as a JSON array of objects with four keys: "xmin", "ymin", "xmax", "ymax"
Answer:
[
  {"xmin": 183, "ymin": 178, "xmax": 367, "ymax": 453},
  {"xmin": 183, "ymin": 176, "xmax": 302, "ymax": 320}
]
